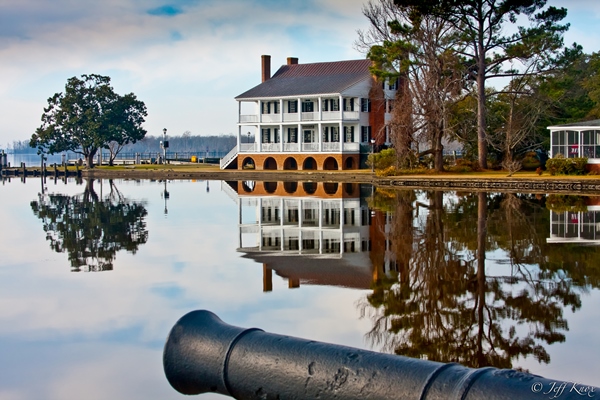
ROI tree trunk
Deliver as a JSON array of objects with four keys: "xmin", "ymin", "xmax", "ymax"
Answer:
[
  {"xmin": 476, "ymin": 191, "xmax": 487, "ymax": 367},
  {"xmin": 434, "ymin": 121, "xmax": 445, "ymax": 173},
  {"xmin": 476, "ymin": 62, "xmax": 487, "ymax": 170},
  {"xmin": 86, "ymin": 149, "xmax": 97, "ymax": 169}
]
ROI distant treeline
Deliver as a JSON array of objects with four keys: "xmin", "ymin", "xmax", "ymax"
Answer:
[{"xmin": 6, "ymin": 132, "xmax": 238, "ymax": 154}]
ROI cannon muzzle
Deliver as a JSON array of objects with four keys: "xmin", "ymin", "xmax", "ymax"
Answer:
[{"xmin": 163, "ymin": 310, "xmax": 598, "ymax": 399}]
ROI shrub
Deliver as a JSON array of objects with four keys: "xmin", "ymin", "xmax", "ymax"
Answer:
[
  {"xmin": 368, "ymin": 148, "xmax": 397, "ymax": 171},
  {"xmin": 521, "ymin": 152, "xmax": 541, "ymax": 170},
  {"xmin": 447, "ymin": 158, "xmax": 480, "ymax": 173},
  {"xmin": 545, "ymin": 157, "xmax": 588, "ymax": 175},
  {"xmin": 376, "ymin": 166, "xmax": 398, "ymax": 176},
  {"xmin": 376, "ymin": 148, "xmax": 397, "ymax": 169},
  {"xmin": 546, "ymin": 195, "xmax": 588, "ymax": 213}
]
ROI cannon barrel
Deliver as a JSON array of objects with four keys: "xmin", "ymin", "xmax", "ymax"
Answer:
[{"xmin": 163, "ymin": 310, "xmax": 598, "ymax": 399}]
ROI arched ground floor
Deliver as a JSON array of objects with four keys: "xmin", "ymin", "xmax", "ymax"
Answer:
[{"xmin": 236, "ymin": 153, "xmax": 359, "ymax": 171}]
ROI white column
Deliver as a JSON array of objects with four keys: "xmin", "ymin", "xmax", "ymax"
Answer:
[
  {"xmin": 319, "ymin": 201, "xmax": 323, "ymax": 254},
  {"xmin": 257, "ymin": 125, "xmax": 261, "ymax": 152},
  {"xmin": 238, "ymin": 200, "xmax": 242, "ymax": 248},
  {"xmin": 339, "ymin": 200, "xmax": 344, "ymax": 254},
  {"xmin": 258, "ymin": 100, "xmax": 263, "ymax": 123},
  {"xmin": 258, "ymin": 198, "xmax": 263, "ymax": 250},
  {"xmin": 279, "ymin": 99, "xmax": 284, "ymax": 123},
  {"xmin": 238, "ymin": 101, "xmax": 241, "ymax": 123},
  {"xmin": 318, "ymin": 122, "xmax": 322, "ymax": 152},
  {"xmin": 280, "ymin": 123, "xmax": 284, "ymax": 152},
  {"xmin": 318, "ymin": 97, "xmax": 323, "ymax": 120},
  {"xmin": 298, "ymin": 122, "xmax": 302, "ymax": 151}
]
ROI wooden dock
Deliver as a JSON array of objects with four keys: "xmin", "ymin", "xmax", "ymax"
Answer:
[{"xmin": 0, "ymin": 162, "xmax": 82, "ymax": 178}]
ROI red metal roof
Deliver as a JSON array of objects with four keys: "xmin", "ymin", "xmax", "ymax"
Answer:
[{"xmin": 236, "ymin": 59, "xmax": 373, "ymax": 99}]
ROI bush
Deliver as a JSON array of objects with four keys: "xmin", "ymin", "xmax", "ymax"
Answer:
[
  {"xmin": 546, "ymin": 195, "xmax": 588, "ymax": 213},
  {"xmin": 447, "ymin": 158, "xmax": 480, "ymax": 173},
  {"xmin": 545, "ymin": 157, "xmax": 588, "ymax": 175},
  {"xmin": 376, "ymin": 166, "xmax": 398, "ymax": 176},
  {"xmin": 368, "ymin": 148, "xmax": 397, "ymax": 170},
  {"xmin": 521, "ymin": 152, "xmax": 541, "ymax": 170}
]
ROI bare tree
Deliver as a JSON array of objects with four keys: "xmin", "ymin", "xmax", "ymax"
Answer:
[{"xmin": 357, "ymin": 1, "xmax": 466, "ymax": 172}]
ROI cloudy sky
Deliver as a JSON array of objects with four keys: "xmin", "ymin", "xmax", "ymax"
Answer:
[{"xmin": 1, "ymin": 0, "xmax": 599, "ymax": 148}]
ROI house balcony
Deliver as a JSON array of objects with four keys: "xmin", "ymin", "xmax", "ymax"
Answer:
[
  {"xmin": 239, "ymin": 111, "xmax": 360, "ymax": 124},
  {"xmin": 238, "ymin": 141, "xmax": 360, "ymax": 154}
]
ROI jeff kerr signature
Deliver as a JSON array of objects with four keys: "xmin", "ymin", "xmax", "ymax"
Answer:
[{"xmin": 532, "ymin": 381, "xmax": 596, "ymax": 399}]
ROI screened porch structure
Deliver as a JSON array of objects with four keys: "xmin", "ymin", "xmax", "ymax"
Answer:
[{"xmin": 548, "ymin": 120, "xmax": 600, "ymax": 164}]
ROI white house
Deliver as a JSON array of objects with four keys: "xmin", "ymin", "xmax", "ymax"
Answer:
[
  {"xmin": 220, "ymin": 55, "xmax": 398, "ymax": 170},
  {"xmin": 548, "ymin": 119, "xmax": 600, "ymax": 172}
]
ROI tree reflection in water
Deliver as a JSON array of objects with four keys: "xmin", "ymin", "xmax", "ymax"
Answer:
[
  {"xmin": 30, "ymin": 179, "xmax": 148, "ymax": 272},
  {"xmin": 362, "ymin": 190, "xmax": 600, "ymax": 370}
]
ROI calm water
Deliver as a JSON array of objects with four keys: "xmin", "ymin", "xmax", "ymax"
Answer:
[{"xmin": 1, "ymin": 177, "xmax": 599, "ymax": 399}]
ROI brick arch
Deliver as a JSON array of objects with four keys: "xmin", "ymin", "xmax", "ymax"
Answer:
[
  {"xmin": 344, "ymin": 157, "xmax": 355, "ymax": 169},
  {"xmin": 323, "ymin": 182, "xmax": 339, "ymax": 195},
  {"xmin": 241, "ymin": 157, "xmax": 256, "ymax": 170},
  {"xmin": 302, "ymin": 182, "xmax": 317, "ymax": 194},
  {"xmin": 323, "ymin": 157, "xmax": 339, "ymax": 170},
  {"xmin": 283, "ymin": 181, "xmax": 298, "ymax": 194},
  {"xmin": 302, "ymin": 157, "xmax": 317, "ymax": 170},
  {"xmin": 263, "ymin": 157, "xmax": 277, "ymax": 170},
  {"xmin": 283, "ymin": 157, "xmax": 298, "ymax": 170},
  {"xmin": 264, "ymin": 181, "xmax": 278, "ymax": 193}
]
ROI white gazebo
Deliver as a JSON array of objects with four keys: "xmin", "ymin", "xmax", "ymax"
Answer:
[{"xmin": 548, "ymin": 120, "xmax": 600, "ymax": 165}]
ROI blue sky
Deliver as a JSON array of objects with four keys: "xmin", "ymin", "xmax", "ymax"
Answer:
[{"xmin": 1, "ymin": 0, "xmax": 599, "ymax": 148}]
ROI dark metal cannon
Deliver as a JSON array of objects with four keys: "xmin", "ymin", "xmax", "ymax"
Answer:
[{"xmin": 163, "ymin": 310, "xmax": 598, "ymax": 399}]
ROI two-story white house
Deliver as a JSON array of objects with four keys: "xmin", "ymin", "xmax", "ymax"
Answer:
[{"xmin": 220, "ymin": 55, "xmax": 398, "ymax": 170}]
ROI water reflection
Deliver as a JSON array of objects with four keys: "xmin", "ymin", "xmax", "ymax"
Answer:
[
  {"xmin": 224, "ymin": 181, "xmax": 374, "ymax": 290},
  {"xmin": 362, "ymin": 190, "xmax": 600, "ymax": 371},
  {"xmin": 226, "ymin": 182, "xmax": 600, "ymax": 372},
  {"xmin": 30, "ymin": 179, "xmax": 149, "ymax": 272}
]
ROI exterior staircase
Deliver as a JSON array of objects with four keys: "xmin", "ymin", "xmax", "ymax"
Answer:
[{"xmin": 220, "ymin": 145, "xmax": 238, "ymax": 169}]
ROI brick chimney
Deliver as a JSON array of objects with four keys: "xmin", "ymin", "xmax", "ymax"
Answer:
[
  {"xmin": 287, "ymin": 57, "xmax": 298, "ymax": 65},
  {"xmin": 261, "ymin": 55, "xmax": 271, "ymax": 82}
]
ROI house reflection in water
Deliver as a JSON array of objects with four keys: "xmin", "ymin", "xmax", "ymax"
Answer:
[
  {"xmin": 222, "ymin": 181, "xmax": 389, "ymax": 291},
  {"xmin": 548, "ymin": 196, "xmax": 600, "ymax": 244}
]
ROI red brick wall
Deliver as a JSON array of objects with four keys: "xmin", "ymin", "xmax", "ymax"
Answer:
[
  {"xmin": 231, "ymin": 181, "xmax": 361, "ymax": 198},
  {"xmin": 237, "ymin": 153, "xmax": 359, "ymax": 171},
  {"xmin": 369, "ymin": 79, "xmax": 386, "ymax": 146}
]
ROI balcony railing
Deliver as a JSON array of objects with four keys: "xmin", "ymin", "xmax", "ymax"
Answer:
[
  {"xmin": 342, "ymin": 111, "xmax": 359, "ymax": 121},
  {"xmin": 302, "ymin": 143, "xmax": 319, "ymax": 152},
  {"xmin": 240, "ymin": 143, "xmax": 256, "ymax": 152},
  {"xmin": 241, "ymin": 111, "xmax": 351, "ymax": 124},
  {"xmin": 261, "ymin": 143, "xmax": 280, "ymax": 152},
  {"xmin": 321, "ymin": 111, "xmax": 339, "ymax": 121},
  {"xmin": 283, "ymin": 113, "xmax": 300, "ymax": 122},
  {"xmin": 301, "ymin": 112, "xmax": 317, "ymax": 121},
  {"xmin": 284, "ymin": 143, "xmax": 300, "ymax": 152},
  {"xmin": 236, "ymin": 141, "xmax": 359, "ymax": 154},
  {"xmin": 261, "ymin": 114, "xmax": 280, "ymax": 123},
  {"xmin": 322, "ymin": 142, "xmax": 341, "ymax": 152},
  {"xmin": 343, "ymin": 142, "xmax": 360, "ymax": 152},
  {"xmin": 240, "ymin": 114, "xmax": 258, "ymax": 123}
]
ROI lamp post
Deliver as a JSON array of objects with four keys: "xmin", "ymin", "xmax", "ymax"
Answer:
[
  {"xmin": 162, "ymin": 128, "xmax": 168, "ymax": 163},
  {"xmin": 370, "ymin": 138, "xmax": 375, "ymax": 173}
]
